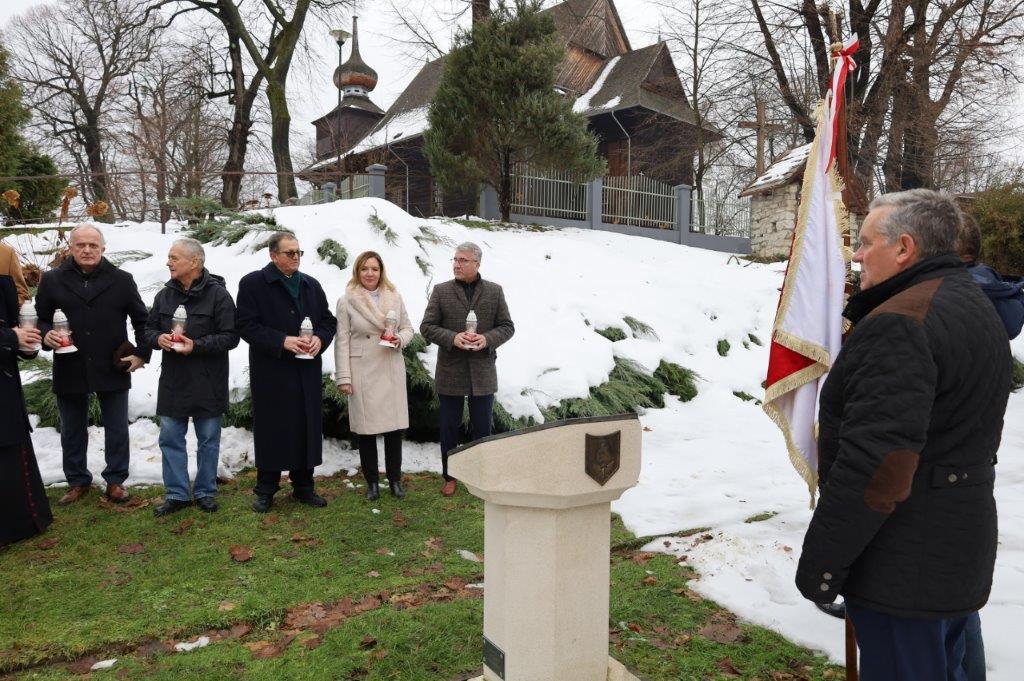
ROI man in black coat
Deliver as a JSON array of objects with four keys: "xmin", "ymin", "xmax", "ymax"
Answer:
[
  {"xmin": 236, "ymin": 232, "xmax": 336, "ymax": 513},
  {"xmin": 796, "ymin": 189, "xmax": 1012, "ymax": 679},
  {"xmin": 144, "ymin": 238, "xmax": 239, "ymax": 517},
  {"xmin": 0, "ymin": 275, "xmax": 53, "ymax": 547},
  {"xmin": 35, "ymin": 225, "xmax": 151, "ymax": 505}
]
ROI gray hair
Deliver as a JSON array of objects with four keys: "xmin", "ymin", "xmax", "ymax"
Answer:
[
  {"xmin": 172, "ymin": 237, "xmax": 205, "ymax": 266},
  {"xmin": 68, "ymin": 224, "xmax": 105, "ymax": 245},
  {"xmin": 267, "ymin": 231, "xmax": 297, "ymax": 253},
  {"xmin": 455, "ymin": 241, "xmax": 482, "ymax": 263},
  {"xmin": 868, "ymin": 189, "xmax": 961, "ymax": 259}
]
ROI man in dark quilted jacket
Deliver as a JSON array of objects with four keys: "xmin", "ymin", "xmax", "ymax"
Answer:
[{"xmin": 796, "ymin": 189, "xmax": 1012, "ymax": 680}]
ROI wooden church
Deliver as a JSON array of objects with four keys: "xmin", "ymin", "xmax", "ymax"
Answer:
[{"xmin": 300, "ymin": 0, "xmax": 713, "ymax": 218}]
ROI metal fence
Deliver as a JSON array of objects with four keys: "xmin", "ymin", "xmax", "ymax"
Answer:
[
  {"xmin": 690, "ymin": 193, "xmax": 751, "ymax": 238},
  {"xmin": 296, "ymin": 173, "xmax": 371, "ymax": 205},
  {"xmin": 509, "ymin": 164, "xmax": 589, "ymax": 221},
  {"xmin": 601, "ymin": 175, "xmax": 676, "ymax": 229}
]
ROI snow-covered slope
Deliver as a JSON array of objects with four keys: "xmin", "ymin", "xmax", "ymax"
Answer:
[{"xmin": 12, "ymin": 199, "xmax": 1023, "ymax": 678}]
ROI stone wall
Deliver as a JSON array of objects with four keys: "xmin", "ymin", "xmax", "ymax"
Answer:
[{"xmin": 750, "ymin": 184, "xmax": 800, "ymax": 259}]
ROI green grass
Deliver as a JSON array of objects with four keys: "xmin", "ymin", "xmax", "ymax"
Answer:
[
  {"xmin": 2, "ymin": 480, "xmax": 843, "ymax": 680},
  {"xmin": 717, "ymin": 339, "xmax": 731, "ymax": 357},
  {"xmin": 1012, "ymin": 356, "xmax": 1024, "ymax": 393}
]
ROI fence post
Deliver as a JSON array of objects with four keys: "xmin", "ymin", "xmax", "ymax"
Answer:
[
  {"xmin": 478, "ymin": 184, "xmax": 499, "ymax": 220},
  {"xmin": 367, "ymin": 164, "xmax": 387, "ymax": 199},
  {"xmin": 674, "ymin": 184, "xmax": 692, "ymax": 245},
  {"xmin": 588, "ymin": 177, "xmax": 603, "ymax": 230},
  {"xmin": 322, "ymin": 182, "xmax": 336, "ymax": 203}
]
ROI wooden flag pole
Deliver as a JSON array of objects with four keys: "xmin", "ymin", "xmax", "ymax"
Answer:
[{"xmin": 828, "ymin": 10, "xmax": 859, "ymax": 681}]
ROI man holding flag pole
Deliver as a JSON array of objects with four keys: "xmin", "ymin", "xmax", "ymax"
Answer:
[{"xmin": 763, "ymin": 35, "xmax": 1011, "ymax": 681}]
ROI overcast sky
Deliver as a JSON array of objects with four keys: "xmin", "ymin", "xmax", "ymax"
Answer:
[
  {"xmin": 3, "ymin": 0, "xmax": 1021, "ymax": 170},
  {"xmin": 0, "ymin": 0, "xmax": 662, "ymax": 155}
]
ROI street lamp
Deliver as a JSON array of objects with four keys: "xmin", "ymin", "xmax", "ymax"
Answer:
[{"xmin": 330, "ymin": 28, "xmax": 351, "ymax": 195}]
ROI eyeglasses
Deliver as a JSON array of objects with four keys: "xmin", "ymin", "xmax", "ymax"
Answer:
[
  {"xmin": 277, "ymin": 250, "xmax": 304, "ymax": 259},
  {"xmin": 453, "ymin": 257, "xmax": 478, "ymax": 265}
]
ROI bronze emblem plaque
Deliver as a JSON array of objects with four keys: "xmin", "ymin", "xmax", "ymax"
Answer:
[{"xmin": 585, "ymin": 431, "xmax": 621, "ymax": 486}]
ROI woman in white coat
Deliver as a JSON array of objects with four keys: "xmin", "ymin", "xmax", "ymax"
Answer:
[{"xmin": 335, "ymin": 251, "xmax": 415, "ymax": 500}]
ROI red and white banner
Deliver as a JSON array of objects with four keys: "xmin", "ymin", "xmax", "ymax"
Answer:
[{"xmin": 763, "ymin": 38, "xmax": 859, "ymax": 501}]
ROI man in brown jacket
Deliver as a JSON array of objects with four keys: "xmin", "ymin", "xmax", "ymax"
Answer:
[
  {"xmin": 420, "ymin": 242, "xmax": 514, "ymax": 496},
  {"xmin": 0, "ymin": 241, "xmax": 29, "ymax": 306}
]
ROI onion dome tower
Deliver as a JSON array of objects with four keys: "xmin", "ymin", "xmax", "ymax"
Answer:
[{"xmin": 333, "ymin": 17, "xmax": 378, "ymax": 101}]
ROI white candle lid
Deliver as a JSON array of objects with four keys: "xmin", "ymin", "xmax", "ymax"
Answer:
[
  {"xmin": 20, "ymin": 301, "xmax": 36, "ymax": 316},
  {"xmin": 300, "ymin": 316, "xmax": 313, "ymax": 330},
  {"xmin": 53, "ymin": 308, "xmax": 68, "ymax": 323},
  {"xmin": 173, "ymin": 305, "xmax": 187, "ymax": 319},
  {"xmin": 467, "ymin": 310, "xmax": 477, "ymax": 322},
  {"xmin": 386, "ymin": 309, "xmax": 398, "ymax": 321}
]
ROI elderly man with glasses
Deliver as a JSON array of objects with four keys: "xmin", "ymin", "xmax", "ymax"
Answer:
[
  {"xmin": 236, "ymin": 232, "xmax": 336, "ymax": 513},
  {"xmin": 144, "ymin": 238, "xmax": 239, "ymax": 517},
  {"xmin": 420, "ymin": 241, "xmax": 514, "ymax": 497}
]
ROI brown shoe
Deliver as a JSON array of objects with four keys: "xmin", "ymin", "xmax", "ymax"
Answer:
[
  {"xmin": 441, "ymin": 479, "xmax": 457, "ymax": 497},
  {"xmin": 58, "ymin": 485, "xmax": 91, "ymax": 506},
  {"xmin": 105, "ymin": 484, "xmax": 130, "ymax": 503}
]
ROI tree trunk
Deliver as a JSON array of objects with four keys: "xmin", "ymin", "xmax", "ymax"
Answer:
[
  {"xmin": 899, "ymin": 14, "xmax": 935, "ymax": 190},
  {"xmin": 498, "ymin": 155, "xmax": 511, "ymax": 222},
  {"xmin": 81, "ymin": 114, "xmax": 113, "ymax": 221},
  {"xmin": 267, "ymin": 78, "xmax": 297, "ymax": 202},
  {"xmin": 472, "ymin": 0, "xmax": 490, "ymax": 25},
  {"xmin": 220, "ymin": 33, "xmax": 262, "ymax": 209}
]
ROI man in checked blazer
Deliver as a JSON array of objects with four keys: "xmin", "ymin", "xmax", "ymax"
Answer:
[{"xmin": 420, "ymin": 242, "xmax": 514, "ymax": 497}]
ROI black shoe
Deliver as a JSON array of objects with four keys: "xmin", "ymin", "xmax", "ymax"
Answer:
[
  {"xmin": 366, "ymin": 482, "xmax": 380, "ymax": 501},
  {"xmin": 815, "ymin": 601, "xmax": 847, "ymax": 620},
  {"xmin": 389, "ymin": 480, "xmax": 405, "ymax": 499},
  {"xmin": 293, "ymin": 490, "xmax": 327, "ymax": 507},
  {"xmin": 252, "ymin": 494, "xmax": 274, "ymax": 513},
  {"xmin": 196, "ymin": 496, "xmax": 219, "ymax": 513},
  {"xmin": 153, "ymin": 499, "xmax": 191, "ymax": 517}
]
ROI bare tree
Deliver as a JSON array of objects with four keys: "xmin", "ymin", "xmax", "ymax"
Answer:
[
  {"xmin": 746, "ymin": 0, "xmax": 1024, "ymax": 193},
  {"xmin": 118, "ymin": 42, "xmax": 226, "ymax": 219},
  {"xmin": 156, "ymin": 0, "xmax": 354, "ymax": 203},
  {"xmin": 654, "ymin": 0, "xmax": 754, "ymax": 201},
  {"xmin": 6, "ymin": 0, "xmax": 158, "ymax": 215}
]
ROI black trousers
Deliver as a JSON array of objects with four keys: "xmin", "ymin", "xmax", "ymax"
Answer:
[
  {"xmin": 254, "ymin": 468, "xmax": 314, "ymax": 497},
  {"xmin": 439, "ymin": 393, "xmax": 494, "ymax": 481},
  {"xmin": 57, "ymin": 390, "xmax": 130, "ymax": 487},
  {"xmin": 357, "ymin": 430, "xmax": 402, "ymax": 483}
]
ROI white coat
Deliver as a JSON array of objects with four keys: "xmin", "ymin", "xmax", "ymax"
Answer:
[{"xmin": 334, "ymin": 286, "xmax": 414, "ymax": 435}]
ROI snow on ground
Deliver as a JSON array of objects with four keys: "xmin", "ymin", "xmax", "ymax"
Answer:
[{"xmin": 13, "ymin": 200, "xmax": 1023, "ymax": 678}]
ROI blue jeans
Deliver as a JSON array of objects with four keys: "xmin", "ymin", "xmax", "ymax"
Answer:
[
  {"xmin": 159, "ymin": 416, "xmax": 222, "ymax": 501},
  {"xmin": 962, "ymin": 611, "xmax": 985, "ymax": 680},
  {"xmin": 57, "ymin": 390, "xmax": 130, "ymax": 487},
  {"xmin": 847, "ymin": 602, "xmax": 968, "ymax": 681}
]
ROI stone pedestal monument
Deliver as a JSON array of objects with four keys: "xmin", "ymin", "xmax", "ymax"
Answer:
[{"xmin": 448, "ymin": 413, "xmax": 643, "ymax": 681}]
